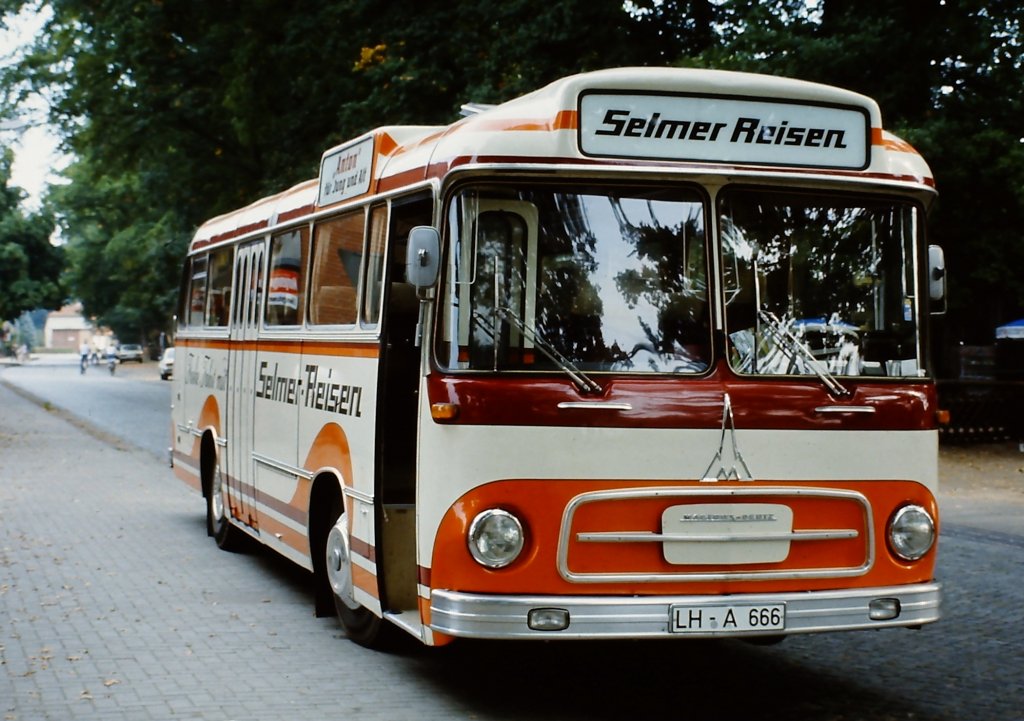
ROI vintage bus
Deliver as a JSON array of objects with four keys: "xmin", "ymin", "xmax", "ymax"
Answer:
[{"xmin": 171, "ymin": 67, "xmax": 945, "ymax": 648}]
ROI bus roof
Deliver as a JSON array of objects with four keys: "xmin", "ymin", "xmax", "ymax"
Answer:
[{"xmin": 191, "ymin": 67, "xmax": 934, "ymax": 252}]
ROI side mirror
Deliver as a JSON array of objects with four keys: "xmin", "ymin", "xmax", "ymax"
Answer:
[
  {"xmin": 406, "ymin": 226, "xmax": 441, "ymax": 290},
  {"xmin": 928, "ymin": 245, "xmax": 946, "ymax": 314}
]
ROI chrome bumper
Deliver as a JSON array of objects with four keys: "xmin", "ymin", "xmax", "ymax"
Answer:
[{"xmin": 430, "ymin": 583, "xmax": 941, "ymax": 640}]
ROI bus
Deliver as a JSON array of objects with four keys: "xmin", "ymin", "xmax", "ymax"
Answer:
[{"xmin": 171, "ymin": 67, "xmax": 945, "ymax": 648}]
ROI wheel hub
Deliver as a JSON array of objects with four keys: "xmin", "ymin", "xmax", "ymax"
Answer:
[{"xmin": 326, "ymin": 517, "xmax": 360, "ymax": 610}]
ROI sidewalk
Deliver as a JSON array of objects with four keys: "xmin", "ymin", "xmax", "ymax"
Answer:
[{"xmin": 0, "ymin": 381, "xmax": 408, "ymax": 721}]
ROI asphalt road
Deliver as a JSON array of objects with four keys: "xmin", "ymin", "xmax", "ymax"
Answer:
[
  {"xmin": 0, "ymin": 354, "xmax": 172, "ymax": 462},
  {"xmin": 1, "ymin": 356, "xmax": 1022, "ymax": 720}
]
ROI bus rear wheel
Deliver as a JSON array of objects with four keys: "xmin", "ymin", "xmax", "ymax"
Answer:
[{"xmin": 325, "ymin": 514, "xmax": 390, "ymax": 648}]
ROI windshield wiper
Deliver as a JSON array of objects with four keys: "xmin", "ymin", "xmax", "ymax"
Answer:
[
  {"xmin": 497, "ymin": 307, "xmax": 602, "ymax": 394},
  {"xmin": 757, "ymin": 310, "xmax": 850, "ymax": 397}
]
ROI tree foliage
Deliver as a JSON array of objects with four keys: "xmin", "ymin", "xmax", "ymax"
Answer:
[
  {"xmin": 682, "ymin": 0, "xmax": 1024, "ymax": 346},
  {"xmin": 0, "ymin": 148, "xmax": 62, "ymax": 322},
  {"xmin": 2, "ymin": 0, "xmax": 1023, "ymax": 353}
]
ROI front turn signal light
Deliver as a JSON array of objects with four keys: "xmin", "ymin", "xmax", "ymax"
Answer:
[
  {"xmin": 431, "ymin": 402, "xmax": 460, "ymax": 422},
  {"xmin": 936, "ymin": 409, "xmax": 951, "ymax": 425}
]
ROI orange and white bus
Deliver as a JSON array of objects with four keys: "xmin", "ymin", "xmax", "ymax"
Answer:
[{"xmin": 171, "ymin": 67, "xmax": 945, "ymax": 648}]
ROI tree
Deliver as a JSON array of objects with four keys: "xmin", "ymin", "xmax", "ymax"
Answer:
[
  {"xmin": 12, "ymin": 0, "xmax": 1021, "ymax": 362},
  {"xmin": 3, "ymin": 0, "xmax": 665, "ymax": 346},
  {"xmin": 0, "ymin": 147, "xmax": 63, "ymax": 323},
  {"xmin": 666, "ymin": 1, "xmax": 1024, "ymax": 351}
]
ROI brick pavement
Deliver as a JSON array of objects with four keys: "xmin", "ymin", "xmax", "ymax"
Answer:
[
  {"xmin": 2, "ymin": 376, "xmax": 1023, "ymax": 721},
  {"xmin": 0, "ymin": 382, "xmax": 467, "ymax": 721}
]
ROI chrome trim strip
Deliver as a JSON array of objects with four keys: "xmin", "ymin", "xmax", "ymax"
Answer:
[
  {"xmin": 557, "ymin": 402, "xmax": 633, "ymax": 411},
  {"xmin": 815, "ymin": 405, "xmax": 876, "ymax": 414},
  {"xmin": 429, "ymin": 583, "xmax": 941, "ymax": 640},
  {"xmin": 215, "ymin": 436, "xmax": 227, "ymax": 448},
  {"xmin": 343, "ymin": 486, "xmax": 374, "ymax": 505},
  {"xmin": 577, "ymin": 529, "xmax": 859, "ymax": 543},
  {"xmin": 179, "ymin": 423, "xmax": 202, "ymax": 438},
  {"xmin": 557, "ymin": 486, "xmax": 874, "ymax": 583},
  {"xmin": 252, "ymin": 452, "xmax": 314, "ymax": 481}
]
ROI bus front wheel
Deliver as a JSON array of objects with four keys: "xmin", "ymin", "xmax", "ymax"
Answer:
[
  {"xmin": 207, "ymin": 464, "xmax": 245, "ymax": 552},
  {"xmin": 325, "ymin": 514, "xmax": 387, "ymax": 647}
]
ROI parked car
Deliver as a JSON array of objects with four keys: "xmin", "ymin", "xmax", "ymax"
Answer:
[
  {"xmin": 158, "ymin": 347, "xmax": 175, "ymax": 380},
  {"xmin": 118, "ymin": 344, "xmax": 144, "ymax": 363}
]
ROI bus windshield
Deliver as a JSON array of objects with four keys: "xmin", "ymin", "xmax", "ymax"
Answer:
[
  {"xmin": 438, "ymin": 183, "xmax": 711, "ymax": 375},
  {"xmin": 721, "ymin": 188, "xmax": 923, "ymax": 379}
]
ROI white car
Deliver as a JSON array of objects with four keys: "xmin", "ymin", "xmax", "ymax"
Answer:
[
  {"xmin": 158, "ymin": 347, "xmax": 175, "ymax": 380},
  {"xmin": 118, "ymin": 343, "xmax": 144, "ymax": 362}
]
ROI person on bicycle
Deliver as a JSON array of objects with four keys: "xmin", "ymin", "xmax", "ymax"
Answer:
[
  {"xmin": 79, "ymin": 341, "xmax": 90, "ymax": 373},
  {"xmin": 106, "ymin": 344, "xmax": 118, "ymax": 374}
]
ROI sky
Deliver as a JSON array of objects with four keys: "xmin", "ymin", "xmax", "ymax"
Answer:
[{"xmin": 1, "ymin": 3, "xmax": 68, "ymax": 211}]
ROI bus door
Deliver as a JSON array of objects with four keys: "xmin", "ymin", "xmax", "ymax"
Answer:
[
  {"xmin": 227, "ymin": 240, "xmax": 265, "ymax": 531},
  {"xmin": 373, "ymin": 195, "xmax": 433, "ymax": 619}
]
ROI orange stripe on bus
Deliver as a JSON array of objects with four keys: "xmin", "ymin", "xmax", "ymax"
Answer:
[
  {"xmin": 198, "ymin": 395, "xmax": 222, "ymax": 435},
  {"xmin": 431, "ymin": 478, "xmax": 939, "ymax": 597},
  {"xmin": 470, "ymin": 110, "xmax": 579, "ymax": 133},
  {"xmin": 882, "ymin": 137, "xmax": 918, "ymax": 154},
  {"xmin": 352, "ymin": 564, "xmax": 379, "ymax": 599},
  {"xmin": 301, "ymin": 422, "xmax": 355, "ymax": 497},
  {"xmin": 378, "ymin": 132, "xmax": 399, "ymax": 156},
  {"xmin": 176, "ymin": 337, "xmax": 379, "ymax": 359},
  {"xmin": 870, "ymin": 127, "xmax": 918, "ymax": 154},
  {"xmin": 301, "ymin": 341, "xmax": 380, "ymax": 358},
  {"xmin": 257, "ymin": 515, "xmax": 311, "ymax": 557}
]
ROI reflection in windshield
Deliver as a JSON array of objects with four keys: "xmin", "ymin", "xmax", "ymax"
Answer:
[
  {"xmin": 720, "ymin": 189, "xmax": 921, "ymax": 379},
  {"xmin": 438, "ymin": 185, "xmax": 711, "ymax": 375}
]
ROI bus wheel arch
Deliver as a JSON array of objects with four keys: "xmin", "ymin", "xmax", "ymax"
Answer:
[
  {"xmin": 200, "ymin": 432, "xmax": 219, "ymax": 537},
  {"xmin": 309, "ymin": 472, "xmax": 345, "ymax": 618},
  {"xmin": 309, "ymin": 472, "xmax": 393, "ymax": 648},
  {"xmin": 200, "ymin": 431, "xmax": 244, "ymax": 552}
]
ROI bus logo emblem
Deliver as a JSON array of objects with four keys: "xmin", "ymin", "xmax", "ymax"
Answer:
[{"xmin": 700, "ymin": 393, "xmax": 754, "ymax": 483}]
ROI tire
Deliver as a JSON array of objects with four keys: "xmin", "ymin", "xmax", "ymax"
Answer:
[
  {"xmin": 207, "ymin": 462, "xmax": 246, "ymax": 552},
  {"xmin": 324, "ymin": 508, "xmax": 395, "ymax": 648}
]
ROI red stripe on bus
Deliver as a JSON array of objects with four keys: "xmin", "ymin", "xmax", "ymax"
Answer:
[
  {"xmin": 425, "ymin": 369, "xmax": 938, "ymax": 431},
  {"xmin": 350, "ymin": 536, "xmax": 377, "ymax": 564}
]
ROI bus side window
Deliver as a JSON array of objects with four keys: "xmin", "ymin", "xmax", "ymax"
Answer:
[
  {"xmin": 311, "ymin": 210, "xmax": 364, "ymax": 326},
  {"xmin": 185, "ymin": 255, "xmax": 208, "ymax": 327},
  {"xmin": 205, "ymin": 248, "xmax": 233, "ymax": 327},
  {"xmin": 362, "ymin": 204, "xmax": 388, "ymax": 327},
  {"xmin": 266, "ymin": 228, "xmax": 309, "ymax": 326}
]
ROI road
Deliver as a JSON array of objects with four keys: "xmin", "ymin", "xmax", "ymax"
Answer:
[
  {"xmin": 1, "ymin": 357, "xmax": 1023, "ymax": 720},
  {"xmin": 0, "ymin": 354, "xmax": 172, "ymax": 462}
]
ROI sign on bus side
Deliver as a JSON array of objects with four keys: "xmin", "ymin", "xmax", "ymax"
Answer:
[{"xmin": 318, "ymin": 136, "xmax": 374, "ymax": 206}]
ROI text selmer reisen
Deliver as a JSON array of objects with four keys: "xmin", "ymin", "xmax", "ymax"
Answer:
[{"xmin": 594, "ymin": 109, "xmax": 849, "ymax": 149}]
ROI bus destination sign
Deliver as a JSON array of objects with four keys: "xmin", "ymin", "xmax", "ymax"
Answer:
[
  {"xmin": 579, "ymin": 92, "xmax": 870, "ymax": 170},
  {"xmin": 318, "ymin": 136, "xmax": 374, "ymax": 206}
]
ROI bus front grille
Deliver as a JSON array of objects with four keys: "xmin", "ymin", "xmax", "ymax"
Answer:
[{"xmin": 556, "ymin": 486, "xmax": 874, "ymax": 584}]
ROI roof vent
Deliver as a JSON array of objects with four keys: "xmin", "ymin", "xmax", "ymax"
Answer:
[{"xmin": 460, "ymin": 103, "xmax": 495, "ymax": 117}]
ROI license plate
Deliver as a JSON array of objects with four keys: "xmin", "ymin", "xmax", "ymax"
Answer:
[{"xmin": 670, "ymin": 603, "xmax": 786, "ymax": 634}]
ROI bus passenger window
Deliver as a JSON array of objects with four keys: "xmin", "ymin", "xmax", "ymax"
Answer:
[
  {"xmin": 311, "ymin": 210, "xmax": 364, "ymax": 325},
  {"xmin": 205, "ymin": 248, "xmax": 233, "ymax": 327},
  {"xmin": 362, "ymin": 205, "xmax": 388, "ymax": 326},
  {"xmin": 187, "ymin": 255, "xmax": 208, "ymax": 327},
  {"xmin": 266, "ymin": 228, "xmax": 308, "ymax": 326}
]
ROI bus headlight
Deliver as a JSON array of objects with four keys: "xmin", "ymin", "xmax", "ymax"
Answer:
[
  {"xmin": 468, "ymin": 509, "xmax": 524, "ymax": 568},
  {"xmin": 888, "ymin": 504, "xmax": 935, "ymax": 561}
]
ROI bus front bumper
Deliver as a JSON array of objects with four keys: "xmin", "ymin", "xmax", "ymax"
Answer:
[{"xmin": 429, "ymin": 583, "xmax": 941, "ymax": 640}]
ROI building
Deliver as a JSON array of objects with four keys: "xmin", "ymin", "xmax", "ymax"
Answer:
[{"xmin": 43, "ymin": 303, "xmax": 94, "ymax": 351}]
